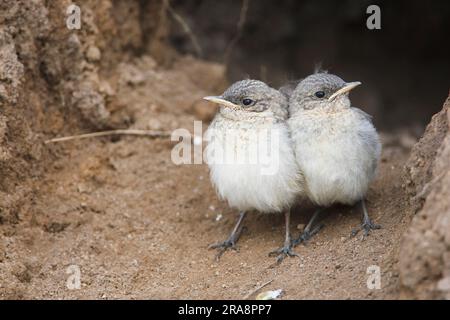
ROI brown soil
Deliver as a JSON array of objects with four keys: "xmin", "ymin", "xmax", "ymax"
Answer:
[
  {"xmin": 0, "ymin": 51, "xmax": 416, "ymax": 299},
  {"xmin": 399, "ymin": 96, "xmax": 450, "ymax": 299},
  {"xmin": 0, "ymin": 0, "xmax": 448, "ymax": 300}
]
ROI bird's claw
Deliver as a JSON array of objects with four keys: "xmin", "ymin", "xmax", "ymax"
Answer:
[
  {"xmin": 269, "ymin": 244, "xmax": 299, "ymax": 264},
  {"xmin": 209, "ymin": 239, "xmax": 239, "ymax": 261},
  {"xmin": 351, "ymin": 219, "xmax": 381, "ymax": 239}
]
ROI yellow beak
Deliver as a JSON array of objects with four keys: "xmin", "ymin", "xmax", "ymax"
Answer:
[
  {"xmin": 328, "ymin": 81, "xmax": 362, "ymax": 101},
  {"xmin": 203, "ymin": 96, "xmax": 240, "ymax": 109}
]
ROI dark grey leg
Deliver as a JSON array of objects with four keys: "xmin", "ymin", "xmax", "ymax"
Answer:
[
  {"xmin": 269, "ymin": 210, "xmax": 299, "ymax": 263},
  {"xmin": 351, "ymin": 199, "xmax": 381, "ymax": 238},
  {"xmin": 293, "ymin": 208, "xmax": 324, "ymax": 246},
  {"xmin": 209, "ymin": 211, "xmax": 247, "ymax": 260}
]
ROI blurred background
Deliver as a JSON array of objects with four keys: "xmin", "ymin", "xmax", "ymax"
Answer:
[{"xmin": 169, "ymin": 0, "xmax": 450, "ymax": 131}]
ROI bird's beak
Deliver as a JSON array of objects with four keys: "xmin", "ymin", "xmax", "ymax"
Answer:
[
  {"xmin": 203, "ymin": 96, "xmax": 240, "ymax": 109},
  {"xmin": 328, "ymin": 81, "xmax": 362, "ymax": 102}
]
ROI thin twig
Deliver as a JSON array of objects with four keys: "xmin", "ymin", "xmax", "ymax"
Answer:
[
  {"xmin": 224, "ymin": 0, "xmax": 250, "ymax": 65},
  {"xmin": 166, "ymin": 0, "xmax": 203, "ymax": 57},
  {"xmin": 44, "ymin": 129, "xmax": 171, "ymax": 144},
  {"xmin": 243, "ymin": 279, "xmax": 273, "ymax": 300}
]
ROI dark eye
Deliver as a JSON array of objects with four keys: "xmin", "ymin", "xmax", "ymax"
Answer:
[
  {"xmin": 314, "ymin": 91, "xmax": 325, "ymax": 98},
  {"xmin": 242, "ymin": 98, "xmax": 253, "ymax": 106}
]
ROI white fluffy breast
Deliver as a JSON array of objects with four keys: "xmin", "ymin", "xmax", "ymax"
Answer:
[
  {"xmin": 205, "ymin": 113, "xmax": 303, "ymax": 213},
  {"xmin": 288, "ymin": 108, "xmax": 381, "ymax": 206}
]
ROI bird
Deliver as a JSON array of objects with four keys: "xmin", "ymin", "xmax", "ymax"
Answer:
[
  {"xmin": 287, "ymin": 72, "xmax": 382, "ymax": 243},
  {"xmin": 203, "ymin": 79, "xmax": 304, "ymax": 262}
]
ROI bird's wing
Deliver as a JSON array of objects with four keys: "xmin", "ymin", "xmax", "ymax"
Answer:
[{"xmin": 352, "ymin": 107, "xmax": 381, "ymax": 177}]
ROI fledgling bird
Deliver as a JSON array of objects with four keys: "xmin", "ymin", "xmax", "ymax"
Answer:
[
  {"xmin": 203, "ymin": 80, "xmax": 303, "ymax": 262},
  {"xmin": 287, "ymin": 73, "xmax": 381, "ymax": 242}
]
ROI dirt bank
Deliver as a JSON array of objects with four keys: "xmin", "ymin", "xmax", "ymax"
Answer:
[
  {"xmin": 0, "ymin": 0, "xmax": 449, "ymax": 300},
  {"xmin": 0, "ymin": 51, "xmax": 415, "ymax": 298}
]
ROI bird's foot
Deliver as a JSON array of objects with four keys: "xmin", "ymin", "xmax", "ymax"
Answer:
[
  {"xmin": 292, "ymin": 223, "xmax": 324, "ymax": 247},
  {"xmin": 268, "ymin": 243, "xmax": 299, "ymax": 264},
  {"xmin": 209, "ymin": 237, "xmax": 240, "ymax": 261},
  {"xmin": 351, "ymin": 219, "xmax": 381, "ymax": 239}
]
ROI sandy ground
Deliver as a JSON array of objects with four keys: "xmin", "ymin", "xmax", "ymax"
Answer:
[
  {"xmin": 0, "ymin": 38, "xmax": 418, "ymax": 298},
  {"xmin": 0, "ymin": 98, "xmax": 414, "ymax": 299},
  {"xmin": 2, "ymin": 0, "xmax": 447, "ymax": 301}
]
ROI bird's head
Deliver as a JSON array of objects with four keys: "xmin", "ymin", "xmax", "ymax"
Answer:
[
  {"xmin": 203, "ymin": 79, "xmax": 288, "ymax": 119},
  {"xmin": 290, "ymin": 73, "xmax": 361, "ymax": 113}
]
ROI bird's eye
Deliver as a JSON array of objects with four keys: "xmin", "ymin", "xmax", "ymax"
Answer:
[
  {"xmin": 314, "ymin": 91, "xmax": 325, "ymax": 98},
  {"xmin": 242, "ymin": 98, "xmax": 253, "ymax": 106}
]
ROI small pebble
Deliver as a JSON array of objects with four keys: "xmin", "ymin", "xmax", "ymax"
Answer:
[{"xmin": 86, "ymin": 46, "xmax": 101, "ymax": 62}]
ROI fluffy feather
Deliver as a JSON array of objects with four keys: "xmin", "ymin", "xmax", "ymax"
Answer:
[
  {"xmin": 289, "ymin": 107, "xmax": 380, "ymax": 206},
  {"xmin": 288, "ymin": 73, "xmax": 381, "ymax": 207},
  {"xmin": 205, "ymin": 109, "xmax": 303, "ymax": 213}
]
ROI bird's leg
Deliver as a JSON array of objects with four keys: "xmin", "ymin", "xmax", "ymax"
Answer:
[
  {"xmin": 209, "ymin": 211, "xmax": 247, "ymax": 260},
  {"xmin": 351, "ymin": 199, "xmax": 381, "ymax": 238},
  {"xmin": 293, "ymin": 208, "xmax": 324, "ymax": 246},
  {"xmin": 269, "ymin": 210, "xmax": 299, "ymax": 263}
]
